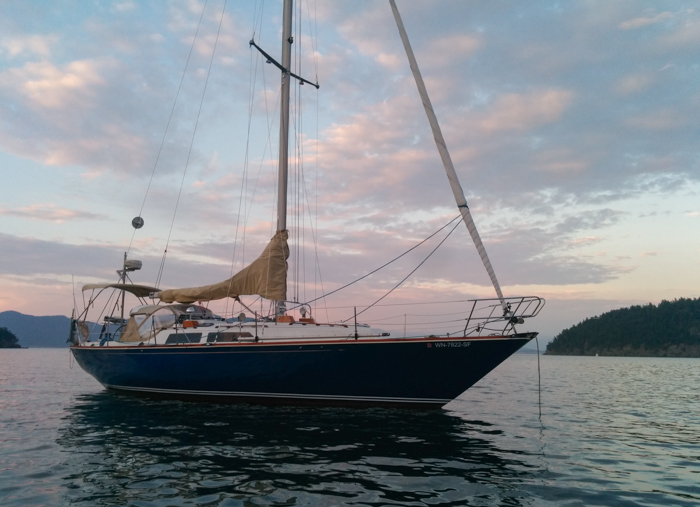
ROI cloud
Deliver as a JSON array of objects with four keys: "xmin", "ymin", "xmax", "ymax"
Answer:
[
  {"xmin": 0, "ymin": 204, "xmax": 108, "ymax": 223},
  {"xmin": 0, "ymin": 34, "xmax": 57, "ymax": 58},
  {"xmin": 3, "ymin": 59, "xmax": 105, "ymax": 109},
  {"xmin": 619, "ymin": 12, "xmax": 673, "ymax": 30},
  {"xmin": 331, "ymin": 3, "xmax": 397, "ymax": 65},
  {"xmin": 478, "ymin": 89, "xmax": 575, "ymax": 133},
  {"xmin": 1, "ymin": 1, "xmax": 699, "ymax": 321},
  {"xmin": 0, "ymin": 57, "xmax": 152, "ymax": 173},
  {"xmin": 625, "ymin": 108, "xmax": 687, "ymax": 130},
  {"xmin": 533, "ymin": 148, "xmax": 589, "ymax": 175},
  {"xmin": 422, "ymin": 34, "xmax": 481, "ymax": 69},
  {"xmin": 113, "ymin": 1, "xmax": 137, "ymax": 13},
  {"xmin": 0, "ymin": 2, "xmax": 250, "ymax": 179},
  {"xmin": 0, "ymin": 232, "xmax": 231, "ymax": 289},
  {"xmin": 614, "ymin": 72, "xmax": 655, "ymax": 95},
  {"xmin": 659, "ymin": 16, "xmax": 700, "ymax": 49},
  {"xmin": 570, "ymin": 236, "xmax": 603, "ymax": 247}
]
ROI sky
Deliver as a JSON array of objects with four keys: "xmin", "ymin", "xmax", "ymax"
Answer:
[{"xmin": 1, "ymin": 0, "xmax": 699, "ymax": 344}]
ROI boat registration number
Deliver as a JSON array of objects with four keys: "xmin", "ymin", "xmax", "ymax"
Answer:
[{"xmin": 430, "ymin": 342, "xmax": 470, "ymax": 348}]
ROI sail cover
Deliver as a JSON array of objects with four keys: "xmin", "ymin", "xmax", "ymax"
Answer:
[{"xmin": 158, "ymin": 230, "xmax": 289, "ymax": 303}]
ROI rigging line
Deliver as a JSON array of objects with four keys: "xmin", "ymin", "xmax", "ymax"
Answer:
[
  {"xmin": 363, "ymin": 310, "xmax": 475, "ymax": 322},
  {"xmin": 298, "ymin": 147, "xmax": 327, "ymax": 318},
  {"xmin": 225, "ymin": 11, "xmax": 264, "ymax": 318},
  {"xmin": 297, "ymin": 60, "xmax": 307, "ymax": 304},
  {"xmin": 300, "ymin": 150, "xmax": 308, "ymax": 304},
  {"xmin": 71, "ymin": 275, "xmax": 77, "ymax": 316},
  {"xmin": 293, "ymin": 75, "xmax": 303, "ymax": 302},
  {"xmin": 127, "ymin": 0, "xmax": 210, "ymax": 256},
  {"xmin": 298, "ymin": 87, "xmax": 303, "ymax": 304},
  {"xmin": 242, "ymin": 88, "xmax": 282, "ymax": 238},
  {"xmin": 289, "ymin": 298, "xmax": 480, "ymax": 310},
  {"xmin": 241, "ymin": 53, "xmax": 283, "ymax": 238},
  {"xmin": 313, "ymin": 42, "xmax": 324, "ymax": 322},
  {"xmin": 304, "ymin": 0, "xmax": 319, "ymax": 81},
  {"xmin": 368, "ymin": 323, "xmax": 470, "ymax": 333},
  {"xmin": 363, "ymin": 317, "xmax": 473, "ymax": 326},
  {"xmin": 536, "ymin": 336, "xmax": 542, "ymax": 420},
  {"xmin": 294, "ymin": 0, "xmax": 304, "ymax": 303},
  {"xmin": 249, "ymin": 12, "xmax": 282, "ymax": 265},
  {"xmin": 232, "ymin": 21, "xmax": 289, "ymax": 316},
  {"xmin": 251, "ymin": 0, "xmax": 261, "ymax": 40},
  {"xmin": 244, "ymin": 50, "xmax": 275, "ymax": 262},
  {"xmin": 155, "ymin": 0, "xmax": 228, "ymax": 288},
  {"xmin": 343, "ymin": 218, "xmax": 462, "ymax": 322},
  {"xmin": 302, "ymin": 214, "xmax": 461, "ymax": 307},
  {"xmin": 364, "ymin": 315, "xmax": 474, "ymax": 327},
  {"xmin": 293, "ymin": 0, "xmax": 299, "ymax": 303},
  {"xmin": 298, "ymin": 3, "xmax": 308, "ymax": 305}
]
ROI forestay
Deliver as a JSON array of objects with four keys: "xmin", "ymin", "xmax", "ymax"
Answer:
[{"xmin": 389, "ymin": 0, "xmax": 507, "ymax": 311}]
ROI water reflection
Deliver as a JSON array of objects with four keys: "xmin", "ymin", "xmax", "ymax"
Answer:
[{"xmin": 57, "ymin": 391, "xmax": 544, "ymax": 506}]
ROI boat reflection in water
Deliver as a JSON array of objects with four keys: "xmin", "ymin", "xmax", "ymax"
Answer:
[{"xmin": 57, "ymin": 391, "xmax": 544, "ymax": 506}]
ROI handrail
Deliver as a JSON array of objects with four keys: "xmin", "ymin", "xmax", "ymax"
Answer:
[{"xmin": 462, "ymin": 296, "xmax": 545, "ymax": 337}]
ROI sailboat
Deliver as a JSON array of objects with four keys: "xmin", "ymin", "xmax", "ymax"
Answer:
[{"xmin": 70, "ymin": 0, "xmax": 544, "ymax": 409}]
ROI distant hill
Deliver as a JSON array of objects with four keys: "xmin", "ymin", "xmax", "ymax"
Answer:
[
  {"xmin": 0, "ymin": 311, "xmax": 71, "ymax": 348},
  {"xmin": 545, "ymin": 298, "xmax": 700, "ymax": 357}
]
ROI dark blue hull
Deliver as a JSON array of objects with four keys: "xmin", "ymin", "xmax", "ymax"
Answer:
[{"xmin": 71, "ymin": 335, "xmax": 534, "ymax": 408}]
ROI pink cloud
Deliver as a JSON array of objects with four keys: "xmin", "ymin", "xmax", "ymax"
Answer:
[
  {"xmin": 618, "ymin": 12, "xmax": 673, "ymax": 30},
  {"xmin": 0, "ymin": 204, "xmax": 107, "ymax": 223},
  {"xmin": 625, "ymin": 108, "xmax": 687, "ymax": 130},
  {"xmin": 0, "ymin": 34, "xmax": 57, "ymax": 58},
  {"xmin": 533, "ymin": 148, "xmax": 589, "ymax": 175},
  {"xmin": 10, "ymin": 60, "xmax": 106, "ymax": 109},
  {"xmin": 422, "ymin": 34, "xmax": 481, "ymax": 68},
  {"xmin": 479, "ymin": 89, "xmax": 575, "ymax": 133},
  {"xmin": 570, "ymin": 236, "xmax": 603, "ymax": 246},
  {"xmin": 614, "ymin": 72, "xmax": 655, "ymax": 95}
]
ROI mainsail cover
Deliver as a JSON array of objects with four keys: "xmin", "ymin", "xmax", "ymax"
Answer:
[{"xmin": 158, "ymin": 230, "xmax": 289, "ymax": 304}]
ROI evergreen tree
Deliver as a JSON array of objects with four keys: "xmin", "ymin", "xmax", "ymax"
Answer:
[
  {"xmin": 0, "ymin": 327, "xmax": 21, "ymax": 348},
  {"xmin": 545, "ymin": 298, "xmax": 700, "ymax": 356}
]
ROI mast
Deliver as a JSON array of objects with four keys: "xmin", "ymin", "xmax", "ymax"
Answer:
[
  {"xmin": 275, "ymin": 0, "xmax": 293, "ymax": 316},
  {"xmin": 276, "ymin": 0, "xmax": 293, "ymax": 233},
  {"xmin": 247, "ymin": 0, "xmax": 317, "ymax": 316},
  {"xmin": 389, "ymin": 0, "xmax": 508, "ymax": 312}
]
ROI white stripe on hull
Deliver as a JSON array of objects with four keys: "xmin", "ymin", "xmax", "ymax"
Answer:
[{"xmin": 104, "ymin": 383, "xmax": 451, "ymax": 406}]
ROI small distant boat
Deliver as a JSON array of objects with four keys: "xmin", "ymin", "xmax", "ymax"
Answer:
[{"xmin": 70, "ymin": 0, "xmax": 543, "ymax": 408}]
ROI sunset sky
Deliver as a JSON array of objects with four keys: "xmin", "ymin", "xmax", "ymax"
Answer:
[{"xmin": 1, "ymin": 0, "xmax": 698, "ymax": 344}]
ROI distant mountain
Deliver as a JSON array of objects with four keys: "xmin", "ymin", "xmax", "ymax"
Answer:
[
  {"xmin": 545, "ymin": 298, "xmax": 700, "ymax": 357},
  {"xmin": 0, "ymin": 311, "xmax": 71, "ymax": 348}
]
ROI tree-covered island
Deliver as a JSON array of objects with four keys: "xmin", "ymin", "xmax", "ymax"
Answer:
[
  {"xmin": 0, "ymin": 326, "xmax": 22, "ymax": 348},
  {"xmin": 545, "ymin": 298, "xmax": 700, "ymax": 357}
]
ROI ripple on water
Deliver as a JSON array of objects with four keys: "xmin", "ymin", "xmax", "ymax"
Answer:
[{"xmin": 1, "ymin": 350, "xmax": 699, "ymax": 506}]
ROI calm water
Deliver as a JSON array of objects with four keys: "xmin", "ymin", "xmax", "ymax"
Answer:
[{"xmin": 1, "ymin": 349, "xmax": 698, "ymax": 506}]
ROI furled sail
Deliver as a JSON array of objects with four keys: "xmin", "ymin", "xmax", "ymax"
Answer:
[{"xmin": 158, "ymin": 230, "xmax": 289, "ymax": 303}]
